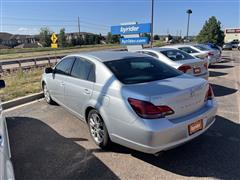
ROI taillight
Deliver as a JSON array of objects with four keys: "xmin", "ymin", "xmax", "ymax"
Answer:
[
  {"xmin": 178, "ymin": 65, "xmax": 191, "ymax": 73},
  {"xmin": 204, "ymin": 63, "xmax": 208, "ymax": 69},
  {"xmin": 128, "ymin": 98, "xmax": 174, "ymax": 119},
  {"xmin": 208, "ymin": 52, "xmax": 214, "ymax": 56},
  {"xmin": 205, "ymin": 85, "xmax": 214, "ymax": 101}
]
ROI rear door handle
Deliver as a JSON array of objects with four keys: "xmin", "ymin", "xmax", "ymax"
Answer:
[{"xmin": 84, "ymin": 89, "xmax": 91, "ymax": 95}]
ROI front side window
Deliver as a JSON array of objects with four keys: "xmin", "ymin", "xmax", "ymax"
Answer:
[
  {"xmin": 161, "ymin": 49, "xmax": 195, "ymax": 61},
  {"xmin": 104, "ymin": 57, "xmax": 181, "ymax": 84},
  {"xmin": 71, "ymin": 58, "xmax": 95, "ymax": 82},
  {"xmin": 55, "ymin": 57, "xmax": 75, "ymax": 75},
  {"xmin": 178, "ymin": 47, "xmax": 199, "ymax": 53}
]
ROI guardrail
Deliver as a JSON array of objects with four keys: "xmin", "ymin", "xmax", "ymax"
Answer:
[
  {"xmin": 0, "ymin": 48, "xmax": 126, "ymax": 73},
  {"xmin": 0, "ymin": 55, "xmax": 64, "ymax": 73}
]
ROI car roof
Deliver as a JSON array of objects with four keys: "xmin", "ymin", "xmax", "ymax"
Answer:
[
  {"xmin": 163, "ymin": 44, "xmax": 194, "ymax": 48},
  {"xmin": 143, "ymin": 47, "xmax": 177, "ymax": 52},
  {"xmin": 72, "ymin": 50, "xmax": 147, "ymax": 62}
]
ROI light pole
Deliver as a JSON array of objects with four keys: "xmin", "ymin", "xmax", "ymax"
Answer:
[
  {"xmin": 186, "ymin": 9, "xmax": 192, "ymax": 40},
  {"xmin": 151, "ymin": 0, "xmax": 154, "ymax": 47}
]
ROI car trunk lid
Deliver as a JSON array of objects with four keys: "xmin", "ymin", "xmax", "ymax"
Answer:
[
  {"xmin": 124, "ymin": 75, "xmax": 208, "ymax": 119},
  {"xmin": 177, "ymin": 58, "xmax": 208, "ymax": 76}
]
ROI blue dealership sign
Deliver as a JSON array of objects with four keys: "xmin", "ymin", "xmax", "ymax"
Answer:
[
  {"xmin": 111, "ymin": 23, "xmax": 151, "ymax": 35},
  {"xmin": 120, "ymin": 37, "xmax": 149, "ymax": 45}
]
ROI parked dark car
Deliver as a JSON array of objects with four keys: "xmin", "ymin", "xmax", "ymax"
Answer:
[
  {"xmin": 204, "ymin": 43, "xmax": 222, "ymax": 53},
  {"xmin": 230, "ymin": 40, "xmax": 239, "ymax": 48},
  {"xmin": 222, "ymin": 43, "xmax": 233, "ymax": 50}
]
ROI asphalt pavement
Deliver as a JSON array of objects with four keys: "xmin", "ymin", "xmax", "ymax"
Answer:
[{"xmin": 4, "ymin": 50, "xmax": 240, "ymax": 180}]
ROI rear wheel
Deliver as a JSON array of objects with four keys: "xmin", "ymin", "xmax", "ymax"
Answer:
[
  {"xmin": 43, "ymin": 83, "xmax": 55, "ymax": 104},
  {"xmin": 87, "ymin": 109, "xmax": 110, "ymax": 148}
]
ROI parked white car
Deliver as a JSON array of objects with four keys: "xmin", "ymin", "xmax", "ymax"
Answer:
[
  {"xmin": 164, "ymin": 44, "xmax": 221, "ymax": 65},
  {"xmin": 135, "ymin": 47, "xmax": 209, "ymax": 80},
  {"xmin": 0, "ymin": 80, "xmax": 15, "ymax": 180}
]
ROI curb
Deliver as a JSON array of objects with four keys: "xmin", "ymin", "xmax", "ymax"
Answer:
[{"xmin": 2, "ymin": 92, "xmax": 44, "ymax": 110}]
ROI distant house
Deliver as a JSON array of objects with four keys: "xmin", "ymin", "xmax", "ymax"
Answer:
[
  {"xmin": 65, "ymin": 32, "xmax": 94, "ymax": 41},
  {"xmin": 14, "ymin": 42, "xmax": 40, "ymax": 49},
  {"xmin": 224, "ymin": 28, "xmax": 240, "ymax": 43},
  {"xmin": 0, "ymin": 32, "xmax": 36, "ymax": 48}
]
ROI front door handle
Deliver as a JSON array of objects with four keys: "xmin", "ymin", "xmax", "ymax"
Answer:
[{"xmin": 60, "ymin": 81, "xmax": 65, "ymax": 86}]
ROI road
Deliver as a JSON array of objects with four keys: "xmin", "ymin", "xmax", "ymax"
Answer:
[{"xmin": 4, "ymin": 50, "xmax": 240, "ymax": 180}]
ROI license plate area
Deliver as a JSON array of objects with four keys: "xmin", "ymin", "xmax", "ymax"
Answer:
[
  {"xmin": 188, "ymin": 119, "xmax": 203, "ymax": 135},
  {"xmin": 194, "ymin": 67, "xmax": 201, "ymax": 74}
]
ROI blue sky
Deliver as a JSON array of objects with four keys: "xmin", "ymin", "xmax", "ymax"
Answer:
[{"xmin": 0, "ymin": 0, "xmax": 239, "ymax": 35}]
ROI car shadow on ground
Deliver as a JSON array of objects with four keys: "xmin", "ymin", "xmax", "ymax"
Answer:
[
  {"xmin": 92, "ymin": 115, "xmax": 240, "ymax": 180},
  {"xmin": 209, "ymin": 71, "xmax": 228, "ymax": 77},
  {"xmin": 210, "ymin": 84, "xmax": 238, "ymax": 97},
  {"xmin": 220, "ymin": 56, "xmax": 235, "ymax": 63},
  {"xmin": 132, "ymin": 115, "xmax": 240, "ymax": 180},
  {"xmin": 209, "ymin": 64, "xmax": 234, "ymax": 69},
  {"xmin": 7, "ymin": 117, "xmax": 120, "ymax": 180}
]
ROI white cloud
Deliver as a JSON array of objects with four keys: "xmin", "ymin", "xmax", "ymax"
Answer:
[{"xmin": 17, "ymin": 27, "xmax": 38, "ymax": 35}]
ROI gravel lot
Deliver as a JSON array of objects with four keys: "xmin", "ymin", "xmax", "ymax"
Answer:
[{"xmin": 4, "ymin": 50, "xmax": 240, "ymax": 180}]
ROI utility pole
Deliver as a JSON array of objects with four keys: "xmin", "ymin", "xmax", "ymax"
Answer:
[
  {"xmin": 78, "ymin": 16, "xmax": 81, "ymax": 37},
  {"xmin": 186, "ymin": 9, "xmax": 192, "ymax": 40},
  {"xmin": 150, "ymin": 0, "xmax": 154, "ymax": 47},
  {"xmin": 78, "ymin": 16, "xmax": 81, "ymax": 46}
]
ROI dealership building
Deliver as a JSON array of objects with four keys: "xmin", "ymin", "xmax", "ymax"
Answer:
[{"xmin": 224, "ymin": 28, "xmax": 240, "ymax": 42}]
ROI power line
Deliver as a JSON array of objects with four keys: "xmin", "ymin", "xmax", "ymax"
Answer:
[
  {"xmin": 2, "ymin": 23, "xmax": 109, "ymax": 30},
  {"xmin": 3, "ymin": 16, "xmax": 110, "ymax": 28},
  {"xmin": 3, "ymin": 0, "xmax": 239, "ymax": 2}
]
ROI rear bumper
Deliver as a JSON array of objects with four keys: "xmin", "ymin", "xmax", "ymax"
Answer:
[
  {"xmin": 111, "ymin": 100, "xmax": 217, "ymax": 154},
  {"xmin": 209, "ymin": 56, "xmax": 221, "ymax": 64},
  {"xmin": 195, "ymin": 71, "xmax": 209, "ymax": 80}
]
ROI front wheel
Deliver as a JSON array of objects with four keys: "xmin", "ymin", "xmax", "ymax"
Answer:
[
  {"xmin": 43, "ymin": 83, "xmax": 55, "ymax": 104},
  {"xmin": 88, "ymin": 109, "xmax": 110, "ymax": 149}
]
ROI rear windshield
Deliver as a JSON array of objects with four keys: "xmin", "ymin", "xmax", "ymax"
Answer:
[
  {"xmin": 178, "ymin": 47, "xmax": 199, "ymax": 53},
  {"xmin": 194, "ymin": 45, "xmax": 210, "ymax": 51},
  {"xmin": 161, "ymin": 49, "xmax": 195, "ymax": 61},
  {"xmin": 104, "ymin": 57, "xmax": 181, "ymax": 84}
]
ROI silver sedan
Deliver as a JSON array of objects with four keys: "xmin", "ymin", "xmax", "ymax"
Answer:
[
  {"xmin": 42, "ymin": 51, "xmax": 217, "ymax": 154},
  {"xmin": 135, "ymin": 47, "xmax": 209, "ymax": 80},
  {"xmin": 0, "ymin": 80, "xmax": 15, "ymax": 180}
]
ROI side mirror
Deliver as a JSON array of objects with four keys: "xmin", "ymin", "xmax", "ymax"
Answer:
[
  {"xmin": 0, "ymin": 80, "xmax": 5, "ymax": 88},
  {"xmin": 45, "ymin": 67, "xmax": 53, "ymax": 74}
]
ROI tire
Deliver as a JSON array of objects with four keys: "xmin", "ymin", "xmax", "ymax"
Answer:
[
  {"xmin": 43, "ymin": 83, "xmax": 55, "ymax": 105},
  {"xmin": 87, "ymin": 109, "xmax": 110, "ymax": 149}
]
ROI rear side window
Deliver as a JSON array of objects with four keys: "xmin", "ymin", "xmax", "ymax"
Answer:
[
  {"xmin": 71, "ymin": 58, "xmax": 95, "ymax": 82},
  {"xmin": 55, "ymin": 57, "xmax": 75, "ymax": 75},
  {"xmin": 104, "ymin": 57, "xmax": 181, "ymax": 84},
  {"xmin": 179, "ymin": 47, "xmax": 199, "ymax": 53},
  {"xmin": 141, "ymin": 51, "xmax": 158, "ymax": 58},
  {"xmin": 161, "ymin": 49, "xmax": 195, "ymax": 61}
]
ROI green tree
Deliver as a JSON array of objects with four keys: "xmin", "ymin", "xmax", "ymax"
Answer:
[
  {"xmin": 167, "ymin": 34, "xmax": 173, "ymax": 41},
  {"xmin": 112, "ymin": 35, "xmax": 119, "ymax": 43},
  {"xmin": 106, "ymin": 32, "xmax": 119, "ymax": 44},
  {"xmin": 107, "ymin": 32, "xmax": 113, "ymax": 43},
  {"xmin": 58, "ymin": 28, "xmax": 67, "ymax": 47},
  {"xmin": 39, "ymin": 27, "xmax": 51, "ymax": 47},
  {"xmin": 143, "ymin": 33, "xmax": 151, "ymax": 39},
  {"xmin": 154, "ymin": 34, "xmax": 160, "ymax": 40},
  {"xmin": 77, "ymin": 35, "xmax": 84, "ymax": 46},
  {"xmin": 196, "ymin": 16, "xmax": 224, "ymax": 45}
]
